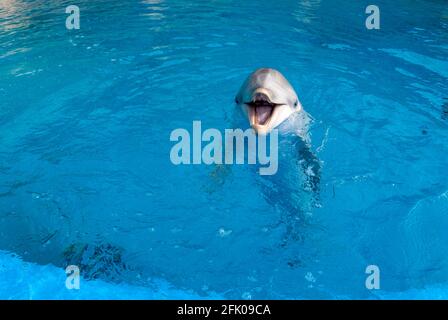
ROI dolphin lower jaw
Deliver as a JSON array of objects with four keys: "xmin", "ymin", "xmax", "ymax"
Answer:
[{"xmin": 245, "ymin": 90, "xmax": 277, "ymax": 132}]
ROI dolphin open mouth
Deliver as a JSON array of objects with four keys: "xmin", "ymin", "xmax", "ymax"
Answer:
[
  {"xmin": 245, "ymin": 100, "xmax": 278, "ymax": 126},
  {"xmin": 253, "ymin": 102, "xmax": 273, "ymax": 125},
  {"xmin": 242, "ymin": 89, "xmax": 287, "ymax": 134},
  {"xmin": 247, "ymin": 101, "xmax": 275, "ymax": 125}
]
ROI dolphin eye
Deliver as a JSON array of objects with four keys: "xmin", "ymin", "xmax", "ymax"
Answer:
[
  {"xmin": 235, "ymin": 98, "xmax": 239, "ymax": 104},
  {"xmin": 294, "ymin": 101, "xmax": 298, "ymax": 107}
]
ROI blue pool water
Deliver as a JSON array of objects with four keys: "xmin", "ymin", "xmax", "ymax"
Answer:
[{"xmin": 0, "ymin": 0, "xmax": 447, "ymax": 299}]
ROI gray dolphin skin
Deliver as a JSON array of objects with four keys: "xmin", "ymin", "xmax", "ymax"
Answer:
[
  {"xmin": 235, "ymin": 68, "xmax": 321, "ymax": 235},
  {"xmin": 235, "ymin": 68, "xmax": 303, "ymax": 135}
]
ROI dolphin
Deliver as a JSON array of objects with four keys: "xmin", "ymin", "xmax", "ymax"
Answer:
[
  {"xmin": 235, "ymin": 68, "xmax": 303, "ymax": 135},
  {"xmin": 234, "ymin": 68, "xmax": 322, "ymax": 245},
  {"xmin": 234, "ymin": 67, "xmax": 320, "ymax": 195}
]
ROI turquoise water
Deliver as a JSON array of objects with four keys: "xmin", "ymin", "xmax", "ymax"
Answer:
[{"xmin": 0, "ymin": 0, "xmax": 447, "ymax": 299}]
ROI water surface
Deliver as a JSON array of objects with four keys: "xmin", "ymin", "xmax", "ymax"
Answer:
[{"xmin": 0, "ymin": 0, "xmax": 447, "ymax": 299}]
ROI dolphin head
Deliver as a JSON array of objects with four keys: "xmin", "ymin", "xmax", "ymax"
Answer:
[{"xmin": 235, "ymin": 68, "xmax": 302, "ymax": 135}]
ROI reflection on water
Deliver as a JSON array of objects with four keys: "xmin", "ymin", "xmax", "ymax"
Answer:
[
  {"xmin": 293, "ymin": 0, "xmax": 320, "ymax": 24},
  {"xmin": 141, "ymin": 0, "xmax": 166, "ymax": 20},
  {"xmin": 0, "ymin": 0, "xmax": 31, "ymax": 31},
  {"xmin": 442, "ymin": 99, "xmax": 448, "ymax": 120}
]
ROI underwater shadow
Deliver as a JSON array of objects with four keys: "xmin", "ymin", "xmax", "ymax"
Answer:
[{"xmin": 442, "ymin": 98, "xmax": 448, "ymax": 120}]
